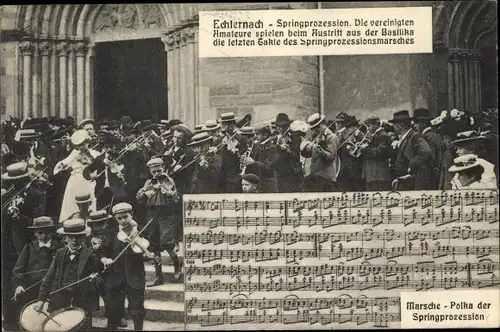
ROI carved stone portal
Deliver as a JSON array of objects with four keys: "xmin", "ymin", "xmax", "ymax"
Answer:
[{"xmin": 93, "ymin": 4, "xmax": 165, "ymax": 33}]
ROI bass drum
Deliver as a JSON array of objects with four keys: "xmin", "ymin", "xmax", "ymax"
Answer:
[
  {"xmin": 19, "ymin": 300, "xmax": 49, "ymax": 332},
  {"xmin": 42, "ymin": 307, "xmax": 86, "ymax": 332}
]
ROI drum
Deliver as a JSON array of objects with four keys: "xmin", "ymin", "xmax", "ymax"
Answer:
[
  {"xmin": 42, "ymin": 307, "xmax": 86, "ymax": 332},
  {"xmin": 19, "ymin": 300, "xmax": 50, "ymax": 332}
]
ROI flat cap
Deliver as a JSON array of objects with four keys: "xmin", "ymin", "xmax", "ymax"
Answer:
[{"xmin": 112, "ymin": 202, "xmax": 133, "ymax": 215}]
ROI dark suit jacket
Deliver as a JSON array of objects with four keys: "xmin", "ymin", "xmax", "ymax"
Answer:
[
  {"xmin": 423, "ymin": 128, "xmax": 444, "ymax": 188},
  {"xmin": 38, "ymin": 247, "xmax": 102, "ymax": 313},
  {"xmin": 362, "ymin": 129, "xmax": 393, "ymax": 183},
  {"xmin": 168, "ymin": 146, "xmax": 196, "ymax": 195},
  {"xmin": 192, "ymin": 154, "xmax": 223, "ymax": 194},
  {"xmin": 246, "ymin": 141, "xmax": 279, "ymax": 193},
  {"xmin": 12, "ymin": 240, "xmax": 61, "ymax": 289},
  {"xmin": 393, "ymin": 129, "xmax": 433, "ymax": 190},
  {"xmin": 102, "ymin": 239, "xmax": 146, "ymax": 290},
  {"xmin": 83, "ymin": 153, "xmax": 128, "ymax": 201},
  {"xmin": 219, "ymin": 133, "xmax": 246, "ymax": 193}
]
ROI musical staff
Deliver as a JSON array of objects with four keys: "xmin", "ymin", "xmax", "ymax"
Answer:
[{"xmin": 183, "ymin": 190, "xmax": 499, "ymax": 330}]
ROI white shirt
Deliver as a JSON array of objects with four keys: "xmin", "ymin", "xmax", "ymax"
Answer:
[
  {"xmin": 39, "ymin": 240, "xmax": 51, "ymax": 248},
  {"xmin": 396, "ymin": 129, "xmax": 412, "ymax": 149}
]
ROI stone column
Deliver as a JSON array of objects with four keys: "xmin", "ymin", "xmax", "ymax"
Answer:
[
  {"xmin": 32, "ymin": 44, "xmax": 40, "ymax": 117},
  {"xmin": 85, "ymin": 43, "xmax": 94, "ymax": 119},
  {"xmin": 463, "ymin": 51, "xmax": 470, "ymax": 110},
  {"xmin": 161, "ymin": 34, "xmax": 174, "ymax": 120},
  {"xmin": 471, "ymin": 51, "xmax": 482, "ymax": 111},
  {"xmin": 50, "ymin": 42, "xmax": 58, "ymax": 116},
  {"xmin": 183, "ymin": 26, "xmax": 197, "ymax": 127},
  {"xmin": 173, "ymin": 32, "xmax": 182, "ymax": 120},
  {"xmin": 68, "ymin": 44, "xmax": 76, "ymax": 120},
  {"xmin": 179, "ymin": 32, "xmax": 188, "ymax": 122},
  {"xmin": 74, "ymin": 42, "xmax": 87, "ymax": 122},
  {"xmin": 19, "ymin": 40, "xmax": 35, "ymax": 119},
  {"xmin": 450, "ymin": 51, "xmax": 460, "ymax": 108},
  {"xmin": 57, "ymin": 42, "xmax": 69, "ymax": 118},
  {"xmin": 39, "ymin": 41, "xmax": 52, "ymax": 117}
]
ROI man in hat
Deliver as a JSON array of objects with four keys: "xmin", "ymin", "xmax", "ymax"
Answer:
[
  {"xmin": 389, "ymin": 110, "xmax": 434, "ymax": 190},
  {"xmin": 301, "ymin": 113, "xmax": 340, "ymax": 192},
  {"xmin": 203, "ymin": 119, "xmax": 224, "ymax": 145},
  {"xmin": 450, "ymin": 131, "xmax": 497, "ymax": 189},
  {"xmin": 79, "ymin": 118, "xmax": 97, "ymax": 138},
  {"xmin": 274, "ymin": 113, "xmax": 304, "ymax": 192},
  {"xmin": 65, "ymin": 193, "xmax": 94, "ymax": 221},
  {"xmin": 100, "ymin": 203, "xmax": 150, "ymax": 330},
  {"xmin": 334, "ymin": 112, "xmax": 349, "ymax": 134},
  {"xmin": 136, "ymin": 158, "xmax": 183, "ymax": 286},
  {"xmin": 164, "ymin": 124, "xmax": 195, "ymax": 194},
  {"xmin": 219, "ymin": 112, "xmax": 246, "ymax": 193},
  {"xmin": 11, "ymin": 217, "xmax": 62, "ymax": 325},
  {"xmin": 136, "ymin": 120, "xmax": 164, "ymax": 160},
  {"xmin": 413, "ymin": 108, "xmax": 444, "ymax": 189},
  {"xmin": 189, "ymin": 132, "xmax": 223, "ymax": 194},
  {"xmin": 33, "ymin": 219, "xmax": 101, "ymax": 331},
  {"xmin": 241, "ymin": 173, "xmax": 260, "ymax": 193},
  {"xmin": 336, "ymin": 115, "xmax": 364, "ymax": 192},
  {"xmin": 448, "ymin": 154, "xmax": 496, "ymax": 189},
  {"xmin": 243, "ymin": 124, "xmax": 279, "ymax": 193},
  {"xmin": 361, "ymin": 116, "xmax": 393, "ymax": 191}
]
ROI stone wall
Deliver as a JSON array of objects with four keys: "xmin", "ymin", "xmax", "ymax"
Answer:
[
  {"xmin": 199, "ymin": 56, "xmax": 319, "ymax": 125},
  {"xmin": 1, "ymin": 42, "xmax": 18, "ymax": 121}
]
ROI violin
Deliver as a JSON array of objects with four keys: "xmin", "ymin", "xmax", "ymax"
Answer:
[
  {"xmin": 7, "ymin": 192, "xmax": 26, "ymax": 218},
  {"xmin": 117, "ymin": 229, "xmax": 161, "ymax": 266}
]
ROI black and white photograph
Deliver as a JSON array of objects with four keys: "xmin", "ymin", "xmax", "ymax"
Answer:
[{"xmin": 0, "ymin": 1, "xmax": 498, "ymax": 331}]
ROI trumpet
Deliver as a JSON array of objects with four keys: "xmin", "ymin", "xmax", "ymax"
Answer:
[{"xmin": 239, "ymin": 139, "xmax": 255, "ymax": 176}]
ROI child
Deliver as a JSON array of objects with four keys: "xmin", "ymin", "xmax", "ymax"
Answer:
[
  {"xmin": 65, "ymin": 193, "xmax": 94, "ymax": 221},
  {"xmin": 100, "ymin": 203, "xmax": 152, "ymax": 330},
  {"xmin": 137, "ymin": 158, "xmax": 182, "ymax": 286},
  {"xmin": 11, "ymin": 216, "xmax": 61, "ymax": 328},
  {"xmin": 241, "ymin": 173, "xmax": 260, "ymax": 193},
  {"xmin": 32, "ymin": 218, "xmax": 101, "ymax": 331}
]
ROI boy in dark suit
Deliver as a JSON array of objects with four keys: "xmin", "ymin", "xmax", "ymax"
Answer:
[
  {"xmin": 100, "ymin": 203, "xmax": 153, "ymax": 330},
  {"xmin": 32, "ymin": 219, "xmax": 102, "ymax": 331},
  {"xmin": 11, "ymin": 216, "xmax": 62, "ymax": 328}
]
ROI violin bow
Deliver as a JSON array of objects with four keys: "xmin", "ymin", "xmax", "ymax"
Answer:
[
  {"xmin": 2, "ymin": 164, "xmax": 50, "ymax": 209},
  {"xmin": 111, "ymin": 217, "xmax": 155, "ymax": 265}
]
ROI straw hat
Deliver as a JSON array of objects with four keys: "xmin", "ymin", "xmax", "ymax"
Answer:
[
  {"xmin": 448, "ymin": 154, "xmax": 482, "ymax": 173},
  {"xmin": 1, "ymin": 162, "xmax": 31, "ymax": 180},
  {"xmin": 57, "ymin": 218, "xmax": 91, "ymax": 236}
]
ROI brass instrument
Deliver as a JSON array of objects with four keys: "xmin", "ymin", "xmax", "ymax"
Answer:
[{"xmin": 239, "ymin": 139, "xmax": 255, "ymax": 176}]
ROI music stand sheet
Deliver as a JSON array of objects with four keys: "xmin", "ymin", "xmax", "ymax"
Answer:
[{"xmin": 183, "ymin": 190, "xmax": 499, "ymax": 330}]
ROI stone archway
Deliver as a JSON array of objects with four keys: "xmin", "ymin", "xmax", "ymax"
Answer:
[{"xmin": 14, "ymin": 4, "xmax": 201, "ymax": 126}]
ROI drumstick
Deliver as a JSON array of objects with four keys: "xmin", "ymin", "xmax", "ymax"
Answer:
[
  {"xmin": 11, "ymin": 279, "xmax": 43, "ymax": 301},
  {"xmin": 35, "ymin": 307, "xmax": 62, "ymax": 327},
  {"xmin": 49, "ymin": 274, "xmax": 96, "ymax": 296}
]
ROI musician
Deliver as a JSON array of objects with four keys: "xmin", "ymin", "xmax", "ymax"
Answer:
[
  {"xmin": 450, "ymin": 131, "xmax": 497, "ymax": 189},
  {"xmin": 54, "ymin": 129, "xmax": 100, "ymax": 222},
  {"xmin": 11, "ymin": 217, "xmax": 61, "ymax": 325},
  {"xmin": 334, "ymin": 112, "xmax": 349, "ymax": 134},
  {"xmin": 33, "ymin": 219, "xmax": 101, "ymax": 331},
  {"xmin": 242, "ymin": 173, "xmax": 260, "ymax": 193},
  {"xmin": 290, "ymin": 120, "xmax": 310, "ymax": 178},
  {"xmin": 79, "ymin": 118, "xmax": 96, "ymax": 138},
  {"xmin": 84, "ymin": 210, "xmax": 128, "ymax": 328},
  {"xmin": 389, "ymin": 110, "xmax": 434, "ymax": 190},
  {"xmin": 203, "ymin": 120, "xmax": 224, "ymax": 145},
  {"xmin": 448, "ymin": 154, "xmax": 496, "ymax": 189},
  {"xmin": 100, "ymin": 203, "xmax": 152, "ymax": 331},
  {"xmin": 136, "ymin": 158, "xmax": 182, "ymax": 286},
  {"xmin": 83, "ymin": 133, "xmax": 129, "ymax": 210},
  {"xmin": 189, "ymin": 132, "xmax": 223, "ymax": 194},
  {"xmin": 219, "ymin": 112, "xmax": 246, "ymax": 193},
  {"xmin": 242, "ymin": 126, "xmax": 278, "ymax": 193},
  {"xmin": 413, "ymin": 108, "xmax": 444, "ymax": 190},
  {"xmin": 361, "ymin": 116, "xmax": 393, "ymax": 191},
  {"xmin": 274, "ymin": 113, "xmax": 304, "ymax": 192},
  {"xmin": 135, "ymin": 120, "xmax": 164, "ymax": 159},
  {"xmin": 64, "ymin": 193, "xmax": 94, "ymax": 221},
  {"xmin": 301, "ymin": 113, "xmax": 339, "ymax": 192},
  {"xmin": 336, "ymin": 115, "xmax": 364, "ymax": 192},
  {"xmin": 21, "ymin": 122, "xmax": 54, "ymax": 173},
  {"xmin": 164, "ymin": 124, "xmax": 195, "ymax": 196}
]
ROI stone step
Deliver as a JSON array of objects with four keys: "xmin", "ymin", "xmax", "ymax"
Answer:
[
  {"xmin": 97, "ymin": 297, "xmax": 184, "ymax": 323},
  {"xmin": 92, "ymin": 317, "xmax": 185, "ymax": 331},
  {"xmin": 144, "ymin": 263, "xmax": 184, "ymax": 285}
]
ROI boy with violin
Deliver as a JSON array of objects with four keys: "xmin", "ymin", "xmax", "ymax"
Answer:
[
  {"xmin": 100, "ymin": 203, "xmax": 155, "ymax": 331},
  {"xmin": 33, "ymin": 218, "xmax": 102, "ymax": 331},
  {"xmin": 11, "ymin": 216, "xmax": 62, "ymax": 330},
  {"xmin": 136, "ymin": 158, "xmax": 182, "ymax": 286}
]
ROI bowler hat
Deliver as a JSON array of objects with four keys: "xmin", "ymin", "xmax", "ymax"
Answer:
[
  {"xmin": 28, "ymin": 216, "xmax": 56, "ymax": 230},
  {"xmin": 307, "ymin": 113, "xmax": 325, "ymax": 129},
  {"xmin": 112, "ymin": 202, "xmax": 133, "ymax": 215},
  {"xmin": 75, "ymin": 193, "xmax": 92, "ymax": 204},
  {"xmin": 171, "ymin": 124, "xmax": 193, "ymax": 139},
  {"xmin": 57, "ymin": 218, "xmax": 91, "ymax": 236},
  {"xmin": 389, "ymin": 110, "xmax": 412, "ymax": 123},
  {"xmin": 137, "ymin": 120, "xmax": 156, "ymax": 132},
  {"xmin": 1, "ymin": 162, "xmax": 31, "ymax": 180},
  {"xmin": 87, "ymin": 210, "xmax": 112, "ymax": 224},
  {"xmin": 275, "ymin": 113, "xmax": 291, "ymax": 126},
  {"xmin": 242, "ymin": 173, "xmax": 260, "ymax": 185},
  {"xmin": 188, "ymin": 132, "xmax": 213, "ymax": 146},
  {"xmin": 11, "ymin": 141, "xmax": 31, "ymax": 158},
  {"xmin": 413, "ymin": 108, "xmax": 434, "ymax": 121}
]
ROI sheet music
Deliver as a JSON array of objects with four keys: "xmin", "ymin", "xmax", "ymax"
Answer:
[{"xmin": 183, "ymin": 190, "xmax": 499, "ymax": 330}]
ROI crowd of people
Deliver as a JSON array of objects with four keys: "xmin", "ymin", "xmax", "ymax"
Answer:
[{"xmin": 1, "ymin": 106, "xmax": 498, "ymax": 330}]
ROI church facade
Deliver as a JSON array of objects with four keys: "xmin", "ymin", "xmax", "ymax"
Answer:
[{"xmin": 1, "ymin": 2, "xmax": 497, "ymax": 126}]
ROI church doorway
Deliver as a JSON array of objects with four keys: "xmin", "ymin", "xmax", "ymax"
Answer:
[{"xmin": 93, "ymin": 38, "xmax": 167, "ymax": 123}]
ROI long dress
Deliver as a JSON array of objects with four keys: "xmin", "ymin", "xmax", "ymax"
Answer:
[{"xmin": 55, "ymin": 148, "xmax": 100, "ymax": 222}]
